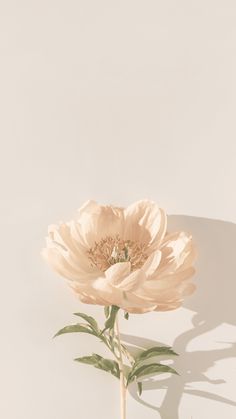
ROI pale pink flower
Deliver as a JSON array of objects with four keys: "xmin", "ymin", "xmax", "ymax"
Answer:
[{"xmin": 42, "ymin": 200, "xmax": 196, "ymax": 313}]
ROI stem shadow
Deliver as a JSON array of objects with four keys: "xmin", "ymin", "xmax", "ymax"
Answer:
[{"xmin": 122, "ymin": 216, "xmax": 236, "ymax": 418}]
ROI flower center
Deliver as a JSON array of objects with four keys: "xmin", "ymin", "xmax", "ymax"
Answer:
[{"xmin": 87, "ymin": 235, "xmax": 149, "ymax": 272}]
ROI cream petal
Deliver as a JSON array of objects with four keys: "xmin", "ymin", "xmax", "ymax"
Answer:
[
  {"xmin": 120, "ymin": 292, "xmax": 157, "ymax": 313},
  {"xmin": 152, "ymin": 266, "xmax": 195, "ymax": 286},
  {"xmin": 77, "ymin": 200, "xmax": 125, "ymax": 248},
  {"xmin": 91, "ymin": 277, "xmax": 124, "ymax": 306},
  {"xmin": 123, "ymin": 306, "xmax": 156, "ymax": 314},
  {"xmin": 142, "ymin": 250, "xmax": 162, "ymax": 277},
  {"xmin": 46, "ymin": 223, "xmax": 99, "ymax": 279},
  {"xmin": 141, "ymin": 267, "xmax": 195, "ymax": 296},
  {"xmin": 156, "ymin": 232, "xmax": 195, "ymax": 277},
  {"xmin": 69, "ymin": 220, "xmax": 90, "ymax": 251},
  {"xmin": 155, "ymin": 301, "xmax": 182, "ymax": 311},
  {"xmin": 176, "ymin": 244, "xmax": 197, "ymax": 273},
  {"xmin": 123, "ymin": 200, "xmax": 167, "ymax": 246},
  {"xmin": 116, "ymin": 269, "xmax": 146, "ymax": 292},
  {"xmin": 42, "ymin": 247, "xmax": 89, "ymax": 283},
  {"xmin": 73, "ymin": 288, "xmax": 109, "ymax": 305},
  {"xmin": 78, "ymin": 294, "xmax": 98, "ymax": 305},
  {"xmin": 105, "ymin": 262, "xmax": 131, "ymax": 286},
  {"xmin": 149, "ymin": 288, "xmax": 180, "ymax": 303},
  {"xmin": 177, "ymin": 281, "xmax": 196, "ymax": 296}
]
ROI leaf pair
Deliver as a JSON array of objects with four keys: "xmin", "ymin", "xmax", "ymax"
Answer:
[
  {"xmin": 134, "ymin": 346, "xmax": 178, "ymax": 366},
  {"xmin": 54, "ymin": 310, "xmax": 179, "ymax": 399},
  {"xmin": 75, "ymin": 353, "xmax": 120, "ymax": 379},
  {"xmin": 127, "ymin": 346, "xmax": 179, "ymax": 394},
  {"xmin": 55, "ymin": 306, "xmax": 120, "ymax": 341},
  {"xmin": 54, "ymin": 312, "xmax": 100, "ymax": 338},
  {"xmin": 128, "ymin": 362, "xmax": 178, "ymax": 384}
]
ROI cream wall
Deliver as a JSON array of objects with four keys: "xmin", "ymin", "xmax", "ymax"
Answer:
[{"xmin": 0, "ymin": 1, "xmax": 236, "ymax": 418}]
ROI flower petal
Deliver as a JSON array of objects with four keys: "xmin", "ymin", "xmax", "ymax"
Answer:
[
  {"xmin": 123, "ymin": 200, "xmax": 167, "ymax": 247},
  {"xmin": 48, "ymin": 222, "xmax": 98, "ymax": 275},
  {"xmin": 142, "ymin": 250, "xmax": 162, "ymax": 277},
  {"xmin": 42, "ymin": 247, "xmax": 90, "ymax": 283},
  {"xmin": 155, "ymin": 301, "xmax": 182, "ymax": 311},
  {"xmin": 73, "ymin": 288, "xmax": 109, "ymax": 305},
  {"xmin": 120, "ymin": 292, "xmax": 157, "ymax": 313},
  {"xmin": 77, "ymin": 200, "xmax": 125, "ymax": 248},
  {"xmin": 44, "ymin": 223, "xmax": 99, "ymax": 282},
  {"xmin": 116, "ymin": 269, "xmax": 146, "ymax": 292},
  {"xmin": 156, "ymin": 232, "xmax": 195, "ymax": 277},
  {"xmin": 105, "ymin": 262, "xmax": 131, "ymax": 286},
  {"xmin": 91, "ymin": 277, "xmax": 124, "ymax": 306},
  {"xmin": 140, "ymin": 267, "xmax": 195, "ymax": 296}
]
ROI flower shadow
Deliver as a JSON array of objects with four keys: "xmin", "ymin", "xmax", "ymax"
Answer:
[{"xmin": 122, "ymin": 215, "xmax": 236, "ymax": 418}]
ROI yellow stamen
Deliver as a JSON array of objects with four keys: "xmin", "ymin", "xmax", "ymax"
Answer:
[{"xmin": 87, "ymin": 235, "xmax": 149, "ymax": 272}]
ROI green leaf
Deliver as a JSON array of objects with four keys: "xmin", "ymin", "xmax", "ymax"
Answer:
[
  {"xmin": 75, "ymin": 354, "xmax": 101, "ymax": 365},
  {"xmin": 135, "ymin": 346, "xmax": 178, "ymax": 364},
  {"xmin": 104, "ymin": 306, "xmax": 110, "ymax": 318},
  {"xmin": 104, "ymin": 305, "xmax": 120, "ymax": 331},
  {"xmin": 54, "ymin": 324, "xmax": 95, "ymax": 338},
  {"xmin": 73, "ymin": 312, "xmax": 99, "ymax": 333},
  {"xmin": 128, "ymin": 363, "xmax": 178, "ymax": 384},
  {"xmin": 124, "ymin": 311, "xmax": 129, "ymax": 320},
  {"xmin": 137, "ymin": 382, "xmax": 142, "ymax": 396},
  {"xmin": 74, "ymin": 353, "xmax": 120, "ymax": 379}
]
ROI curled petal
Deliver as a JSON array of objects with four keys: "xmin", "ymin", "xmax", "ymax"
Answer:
[
  {"xmin": 105, "ymin": 262, "xmax": 131, "ymax": 286},
  {"xmin": 44, "ymin": 222, "xmax": 99, "ymax": 281},
  {"xmin": 140, "ymin": 267, "xmax": 195, "ymax": 297},
  {"xmin": 177, "ymin": 281, "xmax": 196, "ymax": 296},
  {"xmin": 77, "ymin": 200, "xmax": 125, "ymax": 248},
  {"xmin": 116, "ymin": 269, "xmax": 146, "ymax": 292},
  {"xmin": 142, "ymin": 250, "xmax": 162, "ymax": 277},
  {"xmin": 157, "ymin": 232, "xmax": 196, "ymax": 277},
  {"xmin": 42, "ymin": 247, "xmax": 90, "ymax": 283},
  {"xmin": 155, "ymin": 301, "xmax": 182, "ymax": 311},
  {"xmin": 91, "ymin": 277, "xmax": 124, "ymax": 306},
  {"xmin": 124, "ymin": 200, "xmax": 167, "ymax": 247},
  {"xmin": 74, "ymin": 289, "xmax": 109, "ymax": 306},
  {"xmin": 120, "ymin": 292, "xmax": 157, "ymax": 313}
]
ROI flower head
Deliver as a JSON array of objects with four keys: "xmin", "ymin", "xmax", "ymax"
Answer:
[{"xmin": 42, "ymin": 200, "xmax": 196, "ymax": 313}]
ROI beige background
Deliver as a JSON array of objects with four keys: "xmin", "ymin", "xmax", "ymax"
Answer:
[{"xmin": 0, "ymin": 1, "xmax": 236, "ymax": 418}]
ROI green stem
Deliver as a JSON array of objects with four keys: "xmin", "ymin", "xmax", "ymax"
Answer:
[
  {"xmin": 115, "ymin": 313, "xmax": 127, "ymax": 419},
  {"xmin": 100, "ymin": 332, "xmax": 118, "ymax": 359}
]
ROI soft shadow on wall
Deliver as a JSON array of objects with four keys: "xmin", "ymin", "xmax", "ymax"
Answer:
[{"xmin": 126, "ymin": 215, "xmax": 236, "ymax": 418}]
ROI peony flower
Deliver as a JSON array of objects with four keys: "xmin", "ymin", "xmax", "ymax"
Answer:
[{"xmin": 42, "ymin": 200, "xmax": 196, "ymax": 313}]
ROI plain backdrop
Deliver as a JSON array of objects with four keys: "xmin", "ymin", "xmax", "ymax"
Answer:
[{"xmin": 0, "ymin": 1, "xmax": 236, "ymax": 418}]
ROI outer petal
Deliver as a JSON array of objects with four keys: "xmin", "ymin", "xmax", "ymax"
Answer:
[
  {"xmin": 48, "ymin": 222, "xmax": 98, "ymax": 274},
  {"xmin": 105, "ymin": 262, "xmax": 131, "ymax": 286},
  {"xmin": 91, "ymin": 276, "xmax": 124, "ymax": 306},
  {"xmin": 142, "ymin": 250, "xmax": 162, "ymax": 277},
  {"xmin": 120, "ymin": 292, "xmax": 157, "ymax": 313},
  {"xmin": 139, "ymin": 267, "xmax": 195, "ymax": 298},
  {"xmin": 155, "ymin": 301, "xmax": 182, "ymax": 311},
  {"xmin": 155, "ymin": 232, "xmax": 196, "ymax": 278},
  {"xmin": 42, "ymin": 247, "xmax": 91, "ymax": 283},
  {"xmin": 77, "ymin": 200, "xmax": 125, "ymax": 248},
  {"xmin": 116, "ymin": 269, "xmax": 146, "ymax": 292},
  {"xmin": 72, "ymin": 286, "xmax": 110, "ymax": 306},
  {"xmin": 43, "ymin": 222, "xmax": 99, "ymax": 283},
  {"xmin": 105, "ymin": 263, "xmax": 146, "ymax": 292},
  {"xmin": 123, "ymin": 200, "xmax": 167, "ymax": 247}
]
